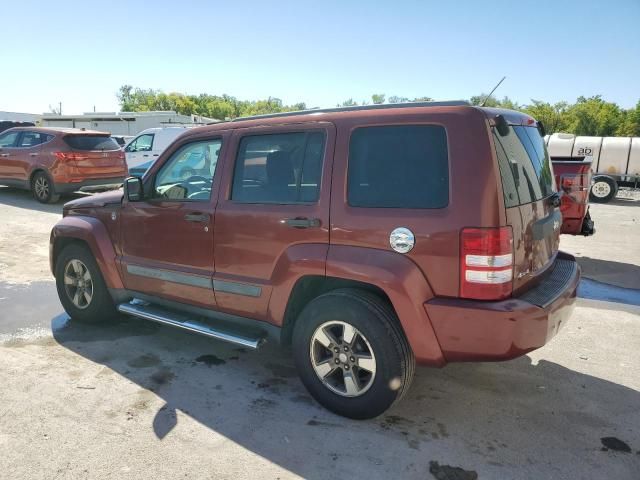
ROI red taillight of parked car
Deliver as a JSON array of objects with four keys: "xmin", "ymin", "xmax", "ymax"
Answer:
[
  {"xmin": 54, "ymin": 152, "xmax": 88, "ymax": 161},
  {"xmin": 561, "ymin": 174, "xmax": 590, "ymax": 204},
  {"xmin": 460, "ymin": 227, "xmax": 513, "ymax": 300}
]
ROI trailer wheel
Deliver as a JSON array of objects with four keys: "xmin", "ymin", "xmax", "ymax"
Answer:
[{"xmin": 590, "ymin": 176, "xmax": 617, "ymax": 203}]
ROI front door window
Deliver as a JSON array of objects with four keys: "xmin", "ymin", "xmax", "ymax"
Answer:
[{"xmin": 153, "ymin": 139, "xmax": 222, "ymax": 201}]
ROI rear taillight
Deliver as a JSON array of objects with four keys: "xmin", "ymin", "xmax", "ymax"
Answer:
[
  {"xmin": 561, "ymin": 174, "xmax": 590, "ymax": 204},
  {"xmin": 460, "ymin": 227, "xmax": 513, "ymax": 300},
  {"xmin": 54, "ymin": 152, "xmax": 88, "ymax": 161}
]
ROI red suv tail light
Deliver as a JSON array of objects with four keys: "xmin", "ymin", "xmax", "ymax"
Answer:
[
  {"xmin": 561, "ymin": 174, "xmax": 590, "ymax": 204},
  {"xmin": 54, "ymin": 152, "xmax": 88, "ymax": 161},
  {"xmin": 460, "ymin": 227, "xmax": 513, "ymax": 300}
]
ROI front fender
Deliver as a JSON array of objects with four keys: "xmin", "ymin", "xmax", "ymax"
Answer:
[
  {"xmin": 326, "ymin": 245, "xmax": 445, "ymax": 366},
  {"xmin": 50, "ymin": 215, "xmax": 124, "ymax": 289}
]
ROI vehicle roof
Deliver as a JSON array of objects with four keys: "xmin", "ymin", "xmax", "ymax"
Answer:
[
  {"xmin": 2, "ymin": 126, "xmax": 110, "ymax": 135},
  {"xmin": 138, "ymin": 126, "xmax": 196, "ymax": 135},
  {"xmin": 181, "ymin": 103, "xmax": 537, "ymax": 137}
]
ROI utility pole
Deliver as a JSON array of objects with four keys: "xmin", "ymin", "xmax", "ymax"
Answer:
[{"xmin": 59, "ymin": 102, "xmax": 62, "ymax": 116}]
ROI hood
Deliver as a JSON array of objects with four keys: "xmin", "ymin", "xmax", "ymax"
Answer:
[{"xmin": 64, "ymin": 189, "xmax": 124, "ymax": 211}]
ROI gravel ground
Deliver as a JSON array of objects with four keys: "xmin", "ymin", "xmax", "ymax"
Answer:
[{"xmin": 0, "ymin": 186, "xmax": 639, "ymax": 479}]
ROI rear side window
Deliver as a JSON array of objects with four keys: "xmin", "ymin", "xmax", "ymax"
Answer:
[
  {"xmin": 64, "ymin": 135, "xmax": 119, "ymax": 151},
  {"xmin": 348, "ymin": 125, "xmax": 449, "ymax": 209},
  {"xmin": 232, "ymin": 131, "xmax": 325, "ymax": 204},
  {"xmin": 493, "ymin": 125, "xmax": 555, "ymax": 207},
  {"xmin": 18, "ymin": 131, "xmax": 47, "ymax": 147}
]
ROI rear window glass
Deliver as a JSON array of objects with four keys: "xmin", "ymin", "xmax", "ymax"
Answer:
[
  {"xmin": 348, "ymin": 125, "xmax": 448, "ymax": 209},
  {"xmin": 232, "ymin": 131, "xmax": 325, "ymax": 204},
  {"xmin": 493, "ymin": 125, "xmax": 555, "ymax": 207},
  {"xmin": 64, "ymin": 135, "xmax": 119, "ymax": 151}
]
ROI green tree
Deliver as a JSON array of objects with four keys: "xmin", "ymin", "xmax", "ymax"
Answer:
[
  {"xmin": 371, "ymin": 93, "xmax": 386, "ymax": 104},
  {"xmin": 522, "ymin": 100, "xmax": 571, "ymax": 134},
  {"xmin": 564, "ymin": 96, "xmax": 624, "ymax": 136},
  {"xmin": 615, "ymin": 100, "xmax": 640, "ymax": 136}
]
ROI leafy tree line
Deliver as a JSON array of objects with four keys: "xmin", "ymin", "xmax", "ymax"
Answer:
[{"xmin": 117, "ymin": 85, "xmax": 640, "ymax": 137}]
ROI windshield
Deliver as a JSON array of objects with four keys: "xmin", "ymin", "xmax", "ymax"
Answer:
[{"xmin": 493, "ymin": 125, "xmax": 555, "ymax": 207}]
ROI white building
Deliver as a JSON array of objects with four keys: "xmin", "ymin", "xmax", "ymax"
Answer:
[
  {"xmin": 41, "ymin": 111, "xmax": 218, "ymax": 135},
  {"xmin": 0, "ymin": 111, "xmax": 42, "ymax": 123}
]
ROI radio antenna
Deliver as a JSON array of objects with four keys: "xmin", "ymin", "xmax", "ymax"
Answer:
[{"xmin": 480, "ymin": 76, "xmax": 506, "ymax": 107}]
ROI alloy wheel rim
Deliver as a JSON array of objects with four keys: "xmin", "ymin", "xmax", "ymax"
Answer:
[
  {"xmin": 35, "ymin": 177, "xmax": 49, "ymax": 199},
  {"xmin": 309, "ymin": 320, "xmax": 377, "ymax": 397},
  {"xmin": 592, "ymin": 181, "xmax": 611, "ymax": 198},
  {"xmin": 63, "ymin": 259, "xmax": 94, "ymax": 309}
]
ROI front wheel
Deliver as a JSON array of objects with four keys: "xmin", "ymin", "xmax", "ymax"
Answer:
[
  {"xmin": 292, "ymin": 289, "xmax": 415, "ymax": 419},
  {"xmin": 590, "ymin": 176, "xmax": 617, "ymax": 203},
  {"xmin": 55, "ymin": 243, "xmax": 116, "ymax": 323}
]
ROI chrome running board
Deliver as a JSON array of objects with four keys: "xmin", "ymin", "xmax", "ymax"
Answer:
[{"xmin": 117, "ymin": 301, "xmax": 265, "ymax": 349}]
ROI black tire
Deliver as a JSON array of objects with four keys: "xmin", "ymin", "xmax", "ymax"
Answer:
[
  {"xmin": 54, "ymin": 243, "xmax": 117, "ymax": 323},
  {"xmin": 292, "ymin": 288, "xmax": 415, "ymax": 419},
  {"xmin": 589, "ymin": 176, "xmax": 617, "ymax": 203},
  {"xmin": 31, "ymin": 171, "xmax": 60, "ymax": 204}
]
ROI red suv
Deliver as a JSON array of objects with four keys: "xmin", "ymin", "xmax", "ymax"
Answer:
[
  {"xmin": 50, "ymin": 102, "xmax": 579, "ymax": 418},
  {"xmin": 0, "ymin": 127, "xmax": 127, "ymax": 203}
]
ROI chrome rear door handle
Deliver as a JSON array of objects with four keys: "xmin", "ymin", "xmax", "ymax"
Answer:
[
  {"xmin": 284, "ymin": 217, "xmax": 321, "ymax": 229},
  {"xmin": 184, "ymin": 212, "xmax": 210, "ymax": 223}
]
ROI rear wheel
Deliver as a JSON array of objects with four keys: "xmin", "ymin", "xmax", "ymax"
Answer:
[
  {"xmin": 590, "ymin": 176, "xmax": 617, "ymax": 203},
  {"xmin": 31, "ymin": 171, "xmax": 60, "ymax": 204},
  {"xmin": 292, "ymin": 288, "xmax": 415, "ymax": 419},
  {"xmin": 55, "ymin": 243, "xmax": 116, "ymax": 323}
]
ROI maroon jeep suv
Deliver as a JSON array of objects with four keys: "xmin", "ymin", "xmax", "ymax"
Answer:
[{"xmin": 50, "ymin": 102, "xmax": 579, "ymax": 419}]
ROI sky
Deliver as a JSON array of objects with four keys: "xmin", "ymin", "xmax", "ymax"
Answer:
[{"xmin": 1, "ymin": 0, "xmax": 638, "ymax": 115}]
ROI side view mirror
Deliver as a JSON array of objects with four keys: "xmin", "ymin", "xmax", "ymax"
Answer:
[{"xmin": 124, "ymin": 176, "xmax": 144, "ymax": 202}]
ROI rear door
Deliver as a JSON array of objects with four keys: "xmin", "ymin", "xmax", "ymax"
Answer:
[
  {"xmin": 492, "ymin": 124, "xmax": 560, "ymax": 292},
  {"xmin": 15, "ymin": 131, "xmax": 45, "ymax": 181},
  {"xmin": 212, "ymin": 123, "xmax": 334, "ymax": 321},
  {"xmin": 63, "ymin": 134, "xmax": 126, "ymax": 177}
]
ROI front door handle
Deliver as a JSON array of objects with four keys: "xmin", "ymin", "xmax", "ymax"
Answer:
[
  {"xmin": 284, "ymin": 217, "xmax": 321, "ymax": 229},
  {"xmin": 184, "ymin": 212, "xmax": 210, "ymax": 223},
  {"xmin": 29, "ymin": 153, "xmax": 38, "ymax": 157},
  {"xmin": 0, "ymin": 153, "xmax": 9, "ymax": 157}
]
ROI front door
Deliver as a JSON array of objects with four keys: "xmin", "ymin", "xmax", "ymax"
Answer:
[
  {"xmin": 213, "ymin": 123, "xmax": 335, "ymax": 322},
  {"xmin": 119, "ymin": 134, "xmax": 227, "ymax": 308},
  {"xmin": 0, "ymin": 130, "xmax": 22, "ymax": 181},
  {"xmin": 125, "ymin": 133, "xmax": 154, "ymax": 169}
]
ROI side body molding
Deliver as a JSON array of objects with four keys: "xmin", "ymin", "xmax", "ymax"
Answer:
[
  {"xmin": 326, "ymin": 245, "xmax": 445, "ymax": 366},
  {"xmin": 50, "ymin": 215, "xmax": 124, "ymax": 290}
]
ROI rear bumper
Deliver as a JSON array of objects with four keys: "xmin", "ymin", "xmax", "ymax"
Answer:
[
  {"xmin": 425, "ymin": 251, "xmax": 580, "ymax": 363},
  {"xmin": 54, "ymin": 177, "xmax": 125, "ymax": 194}
]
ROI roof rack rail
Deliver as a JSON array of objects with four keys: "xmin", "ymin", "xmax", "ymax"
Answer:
[{"xmin": 228, "ymin": 100, "xmax": 471, "ymax": 123}]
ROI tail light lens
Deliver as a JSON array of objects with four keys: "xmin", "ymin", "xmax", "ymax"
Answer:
[
  {"xmin": 460, "ymin": 227, "xmax": 513, "ymax": 300},
  {"xmin": 561, "ymin": 174, "xmax": 590, "ymax": 204},
  {"xmin": 54, "ymin": 152, "xmax": 88, "ymax": 161}
]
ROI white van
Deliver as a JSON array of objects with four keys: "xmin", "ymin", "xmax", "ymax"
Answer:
[{"xmin": 124, "ymin": 126, "xmax": 195, "ymax": 169}]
